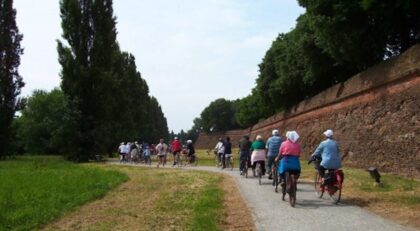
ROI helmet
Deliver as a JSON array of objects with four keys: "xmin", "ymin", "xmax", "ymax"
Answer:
[
  {"xmin": 187, "ymin": 140, "xmax": 192, "ymax": 144},
  {"xmin": 323, "ymin": 129, "xmax": 333, "ymax": 137},
  {"xmin": 272, "ymin": 129, "xmax": 279, "ymax": 135},
  {"xmin": 174, "ymin": 137, "xmax": 178, "ymax": 140}
]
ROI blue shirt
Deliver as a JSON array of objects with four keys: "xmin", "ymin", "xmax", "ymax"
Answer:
[
  {"xmin": 312, "ymin": 138, "xmax": 342, "ymax": 169},
  {"xmin": 266, "ymin": 135, "xmax": 282, "ymax": 157}
]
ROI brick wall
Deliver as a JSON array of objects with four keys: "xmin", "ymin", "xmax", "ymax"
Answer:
[{"xmin": 195, "ymin": 44, "xmax": 420, "ymax": 177}]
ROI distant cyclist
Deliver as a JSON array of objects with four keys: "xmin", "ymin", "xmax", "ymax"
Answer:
[
  {"xmin": 186, "ymin": 140, "xmax": 196, "ymax": 164},
  {"xmin": 266, "ymin": 130, "xmax": 282, "ymax": 180},
  {"xmin": 171, "ymin": 137, "xmax": 182, "ymax": 166},
  {"xmin": 118, "ymin": 142, "xmax": 125, "ymax": 161},
  {"xmin": 224, "ymin": 137, "xmax": 232, "ymax": 169},
  {"xmin": 214, "ymin": 137, "xmax": 225, "ymax": 168},
  {"xmin": 239, "ymin": 135, "xmax": 252, "ymax": 175},
  {"xmin": 311, "ymin": 129, "xmax": 342, "ymax": 184},
  {"xmin": 250, "ymin": 135, "xmax": 266, "ymax": 176}
]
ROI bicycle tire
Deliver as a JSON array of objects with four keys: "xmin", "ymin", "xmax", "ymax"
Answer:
[
  {"xmin": 329, "ymin": 172, "xmax": 342, "ymax": 204},
  {"xmin": 244, "ymin": 162, "xmax": 248, "ymax": 178},
  {"xmin": 193, "ymin": 156, "xmax": 198, "ymax": 166},
  {"xmin": 256, "ymin": 163, "xmax": 262, "ymax": 185},
  {"xmin": 314, "ymin": 172, "xmax": 324, "ymax": 198},
  {"xmin": 273, "ymin": 171, "xmax": 279, "ymax": 192},
  {"xmin": 288, "ymin": 173, "xmax": 297, "ymax": 207}
]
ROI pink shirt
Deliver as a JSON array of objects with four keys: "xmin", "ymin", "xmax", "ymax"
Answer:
[{"xmin": 279, "ymin": 140, "xmax": 301, "ymax": 157}]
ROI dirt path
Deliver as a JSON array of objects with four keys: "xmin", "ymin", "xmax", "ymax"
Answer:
[{"xmin": 190, "ymin": 165, "xmax": 416, "ymax": 231}]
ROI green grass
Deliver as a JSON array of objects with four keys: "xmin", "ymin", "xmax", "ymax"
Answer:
[{"xmin": 0, "ymin": 156, "xmax": 128, "ymax": 231}]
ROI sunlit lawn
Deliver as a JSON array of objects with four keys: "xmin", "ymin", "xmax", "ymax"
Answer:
[{"xmin": 0, "ymin": 156, "xmax": 128, "ymax": 231}]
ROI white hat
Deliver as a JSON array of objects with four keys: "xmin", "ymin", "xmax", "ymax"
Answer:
[
  {"xmin": 323, "ymin": 129, "xmax": 333, "ymax": 137},
  {"xmin": 174, "ymin": 137, "xmax": 178, "ymax": 140},
  {"xmin": 256, "ymin": 135, "xmax": 263, "ymax": 140},
  {"xmin": 286, "ymin": 131, "xmax": 299, "ymax": 143},
  {"xmin": 187, "ymin": 140, "xmax": 192, "ymax": 144},
  {"xmin": 272, "ymin": 129, "xmax": 279, "ymax": 135}
]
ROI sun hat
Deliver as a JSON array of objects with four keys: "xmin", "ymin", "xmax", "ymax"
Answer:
[{"xmin": 323, "ymin": 129, "xmax": 333, "ymax": 137}]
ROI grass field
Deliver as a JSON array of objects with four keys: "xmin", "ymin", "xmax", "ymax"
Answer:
[
  {"xmin": 43, "ymin": 165, "xmax": 255, "ymax": 231},
  {"xmin": 0, "ymin": 156, "xmax": 128, "ymax": 231}
]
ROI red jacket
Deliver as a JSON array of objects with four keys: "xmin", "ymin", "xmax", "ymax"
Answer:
[{"xmin": 171, "ymin": 140, "xmax": 182, "ymax": 152}]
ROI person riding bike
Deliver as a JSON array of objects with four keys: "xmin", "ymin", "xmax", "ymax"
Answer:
[
  {"xmin": 214, "ymin": 137, "xmax": 225, "ymax": 168},
  {"xmin": 239, "ymin": 135, "xmax": 252, "ymax": 175},
  {"xmin": 310, "ymin": 129, "xmax": 342, "ymax": 185},
  {"xmin": 266, "ymin": 129, "xmax": 282, "ymax": 180},
  {"xmin": 186, "ymin": 140, "xmax": 196, "ymax": 164},
  {"xmin": 171, "ymin": 137, "xmax": 182, "ymax": 166},
  {"xmin": 275, "ymin": 131, "xmax": 301, "ymax": 184},
  {"xmin": 250, "ymin": 135, "xmax": 266, "ymax": 177},
  {"xmin": 223, "ymin": 137, "xmax": 232, "ymax": 169}
]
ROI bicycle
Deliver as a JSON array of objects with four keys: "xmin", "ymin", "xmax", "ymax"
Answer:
[
  {"xmin": 189, "ymin": 154, "xmax": 199, "ymax": 166},
  {"xmin": 309, "ymin": 156, "xmax": 344, "ymax": 204},
  {"xmin": 240, "ymin": 157, "xmax": 249, "ymax": 178},
  {"xmin": 272, "ymin": 161, "xmax": 279, "ymax": 192},
  {"xmin": 281, "ymin": 171, "xmax": 298, "ymax": 207}
]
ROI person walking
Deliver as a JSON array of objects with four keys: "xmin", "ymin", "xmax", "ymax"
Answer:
[
  {"xmin": 266, "ymin": 130, "xmax": 282, "ymax": 179},
  {"xmin": 156, "ymin": 138, "xmax": 168, "ymax": 168}
]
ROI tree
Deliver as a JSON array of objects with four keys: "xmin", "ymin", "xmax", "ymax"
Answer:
[
  {"xmin": 18, "ymin": 89, "xmax": 66, "ymax": 154},
  {"xmin": 0, "ymin": 0, "xmax": 24, "ymax": 158},
  {"xmin": 200, "ymin": 98, "xmax": 238, "ymax": 132}
]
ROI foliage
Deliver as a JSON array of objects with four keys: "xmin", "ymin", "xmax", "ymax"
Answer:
[
  {"xmin": 200, "ymin": 98, "xmax": 239, "ymax": 132},
  {"xmin": 17, "ymin": 89, "xmax": 65, "ymax": 154},
  {"xmin": 0, "ymin": 156, "xmax": 128, "ymax": 231},
  {"xmin": 0, "ymin": 0, "xmax": 25, "ymax": 158}
]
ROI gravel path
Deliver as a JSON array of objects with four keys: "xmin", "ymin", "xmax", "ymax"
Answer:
[
  {"xmin": 110, "ymin": 162, "xmax": 415, "ymax": 231},
  {"xmin": 191, "ymin": 166, "xmax": 415, "ymax": 231}
]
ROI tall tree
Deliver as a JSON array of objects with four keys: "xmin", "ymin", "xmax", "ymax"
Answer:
[
  {"xmin": 0, "ymin": 0, "xmax": 24, "ymax": 158},
  {"xmin": 58, "ymin": 0, "xmax": 120, "ymax": 161}
]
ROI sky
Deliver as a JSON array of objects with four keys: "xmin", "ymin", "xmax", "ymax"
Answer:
[{"xmin": 14, "ymin": 0, "xmax": 304, "ymax": 133}]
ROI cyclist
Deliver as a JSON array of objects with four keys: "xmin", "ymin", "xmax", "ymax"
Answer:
[
  {"xmin": 239, "ymin": 135, "xmax": 252, "ymax": 175},
  {"xmin": 186, "ymin": 140, "xmax": 196, "ymax": 164},
  {"xmin": 250, "ymin": 135, "xmax": 266, "ymax": 177},
  {"xmin": 266, "ymin": 130, "xmax": 282, "ymax": 180},
  {"xmin": 224, "ymin": 137, "xmax": 232, "ymax": 169},
  {"xmin": 156, "ymin": 138, "xmax": 168, "ymax": 168},
  {"xmin": 171, "ymin": 137, "xmax": 182, "ymax": 166},
  {"xmin": 310, "ymin": 129, "xmax": 342, "ymax": 184},
  {"xmin": 275, "ymin": 131, "xmax": 301, "ymax": 184},
  {"xmin": 214, "ymin": 137, "xmax": 225, "ymax": 168}
]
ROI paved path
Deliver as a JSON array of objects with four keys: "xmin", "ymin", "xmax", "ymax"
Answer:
[{"xmin": 109, "ymin": 162, "xmax": 415, "ymax": 231}]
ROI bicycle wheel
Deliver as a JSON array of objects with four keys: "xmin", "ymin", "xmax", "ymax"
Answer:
[
  {"xmin": 288, "ymin": 173, "xmax": 297, "ymax": 207},
  {"xmin": 329, "ymin": 173, "xmax": 342, "ymax": 204},
  {"xmin": 314, "ymin": 172, "xmax": 324, "ymax": 198},
  {"xmin": 256, "ymin": 163, "xmax": 262, "ymax": 185},
  {"xmin": 243, "ymin": 161, "xmax": 248, "ymax": 178},
  {"xmin": 273, "ymin": 170, "xmax": 279, "ymax": 192}
]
